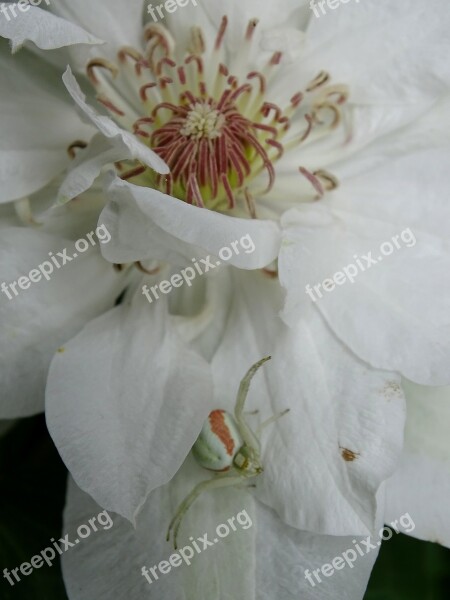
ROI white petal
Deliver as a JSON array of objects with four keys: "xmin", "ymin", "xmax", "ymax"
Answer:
[
  {"xmin": 210, "ymin": 270, "xmax": 284, "ymax": 389},
  {"xmin": 331, "ymin": 97, "xmax": 450, "ymax": 180},
  {"xmin": 0, "ymin": 4, "xmax": 102, "ymax": 52},
  {"xmin": 0, "ymin": 227, "xmax": 123, "ymax": 417},
  {"xmin": 27, "ymin": 179, "xmax": 108, "ymax": 241},
  {"xmin": 170, "ymin": 267, "xmax": 235, "ymax": 362},
  {"xmin": 272, "ymin": 2, "xmax": 450, "ymax": 172},
  {"xmin": 205, "ymin": 0, "xmax": 303, "ymax": 29},
  {"xmin": 46, "ymin": 288, "xmax": 213, "ymax": 523},
  {"xmin": 261, "ymin": 315, "xmax": 405, "ymax": 535},
  {"xmin": 256, "ymin": 496, "xmax": 380, "ymax": 600},
  {"xmin": 100, "ymin": 174, "xmax": 280, "ymax": 269},
  {"xmin": 197, "ymin": 0, "xmax": 304, "ymax": 54},
  {"xmin": 56, "ymin": 134, "xmax": 135, "ymax": 205},
  {"xmin": 62, "ymin": 67, "xmax": 169, "ymax": 174},
  {"xmin": 385, "ymin": 381, "xmax": 450, "ymax": 548},
  {"xmin": 259, "ymin": 26, "xmax": 307, "ymax": 62},
  {"xmin": 306, "ymin": 0, "xmax": 450, "ymax": 105},
  {"xmin": 0, "ymin": 47, "xmax": 94, "ymax": 203},
  {"xmin": 51, "ymin": 0, "xmax": 144, "ymax": 54},
  {"xmin": 164, "ymin": 0, "xmax": 217, "ymax": 61},
  {"xmin": 270, "ymin": 0, "xmax": 450, "ymax": 172},
  {"xmin": 165, "ymin": 0, "xmax": 308, "ymax": 84},
  {"xmin": 333, "ymin": 147, "xmax": 450, "ymax": 240},
  {"xmin": 165, "ymin": 0, "xmax": 304, "ymax": 54},
  {"xmin": 279, "ymin": 194, "xmax": 450, "ymax": 385},
  {"xmin": 210, "ymin": 277, "xmax": 405, "ymax": 535},
  {"xmin": 62, "ymin": 468, "xmax": 378, "ymax": 600}
]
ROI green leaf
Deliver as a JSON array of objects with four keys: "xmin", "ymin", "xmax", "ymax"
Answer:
[
  {"xmin": 365, "ymin": 531, "xmax": 450, "ymax": 600},
  {"xmin": 0, "ymin": 416, "xmax": 68, "ymax": 600}
]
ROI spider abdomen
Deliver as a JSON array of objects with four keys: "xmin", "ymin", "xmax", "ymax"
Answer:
[{"xmin": 192, "ymin": 409, "xmax": 243, "ymax": 471}]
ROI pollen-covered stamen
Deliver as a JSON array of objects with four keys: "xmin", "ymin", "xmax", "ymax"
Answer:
[
  {"xmin": 314, "ymin": 169, "xmax": 339, "ymax": 191},
  {"xmin": 298, "ymin": 167, "xmax": 340, "ymax": 199},
  {"xmin": 112, "ymin": 261, "xmax": 161, "ymax": 277},
  {"xmin": 132, "ymin": 117, "xmax": 155, "ymax": 139},
  {"xmin": 120, "ymin": 163, "xmax": 147, "ymax": 181},
  {"xmin": 214, "ymin": 15, "xmax": 229, "ymax": 52},
  {"xmin": 134, "ymin": 260, "xmax": 160, "ymax": 275},
  {"xmin": 143, "ymin": 23, "xmax": 175, "ymax": 71},
  {"xmin": 97, "ymin": 95, "xmax": 125, "ymax": 116},
  {"xmin": 262, "ymin": 266, "xmax": 278, "ymax": 279},
  {"xmin": 86, "ymin": 58, "xmax": 137, "ymax": 128},
  {"xmin": 299, "ymin": 167, "xmax": 325, "ymax": 199},
  {"xmin": 67, "ymin": 140, "xmax": 88, "ymax": 159},
  {"xmin": 306, "ymin": 70, "xmax": 330, "ymax": 92},
  {"xmin": 188, "ymin": 26, "xmax": 206, "ymax": 55},
  {"xmin": 86, "ymin": 58, "xmax": 119, "ymax": 85},
  {"xmin": 244, "ymin": 188, "xmax": 257, "ymax": 219},
  {"xmin": 118, "ymin": 46, "xmax": 149, "ymax": 76}
]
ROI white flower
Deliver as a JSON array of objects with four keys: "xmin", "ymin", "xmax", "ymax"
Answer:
[
  {"xmin": 61, "ymin": 472, "xmax": 380, "ymax": 600},
  {"xmin": 0, "ymin": 1, "xmax": 449, "ymax": 598},
  {"xmin": 88, "ymin": 0, "xmax": 450, "ymax": 385},
  {"xmin": 58, "ymin": 382, "xmax": 450, "ymax": 600}
]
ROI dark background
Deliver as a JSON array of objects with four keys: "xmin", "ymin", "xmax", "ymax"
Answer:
[{"xmin": 0, "ymin": 416, "xmax": 449, "ymax": 599}]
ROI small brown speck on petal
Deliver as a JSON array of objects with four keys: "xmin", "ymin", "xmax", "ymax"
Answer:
[{"xmin": 340, "ymin": 447, "xmax": 360, "ymax": 462}]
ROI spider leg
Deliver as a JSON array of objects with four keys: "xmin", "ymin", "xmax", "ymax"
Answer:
[
  {"xmin": 234, "ymin": 356, "xmax": 271, "ymax": 447},
  {"xmin": 167, "ymin": 474, "xmax": 247, "ymax": 549},
  {"xmin": 256, "ymin": 408, "xmax": 290, "ymax": 436}
]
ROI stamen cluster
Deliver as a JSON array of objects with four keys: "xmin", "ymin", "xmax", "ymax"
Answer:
[{"xmin": 81, "ymin": 17, "xmax": 348, "ymax": 214}]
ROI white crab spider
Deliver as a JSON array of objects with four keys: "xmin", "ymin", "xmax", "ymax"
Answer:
[{"xmin": 166, "ymin": 356, "xmax": 289, "ymax": 549}]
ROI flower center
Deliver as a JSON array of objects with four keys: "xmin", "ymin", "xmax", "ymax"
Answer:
[
  {"xmin": 82, "ymin": 17, "xmax": 348, "ymax": 215},
  {"xmin": 179, "ymin": 102, "xmax": 225, "ymax": 139}
]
